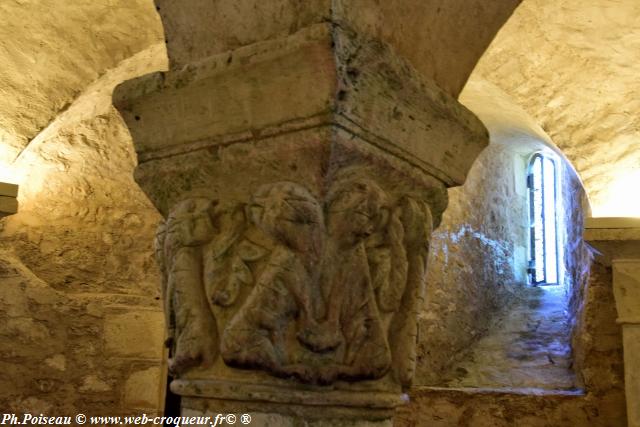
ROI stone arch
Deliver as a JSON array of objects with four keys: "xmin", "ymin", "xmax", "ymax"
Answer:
[
  {"xmin": 422, "ymin": 78, "xmax": 591, "ymax": 387},
  {"xmin": 0, "ymin": 43, "xmax": 172, "ymax": 413},
  {"xmin": 0, "ymin": 0, "xmax": 632, "ymax": 424},
  {"xmin": 468, "ymin": 0, "xmax": 640, "ymax": 217}
]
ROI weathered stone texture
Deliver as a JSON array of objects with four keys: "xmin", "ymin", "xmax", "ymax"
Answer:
[
  {"xmin": 104, "ymin": 311, "xmax": 165, "ymax": 359},
  {"xmin": 0, "ymin": 1, "xmax": 631, "ymax": 423},
  {"xmin": 124, "ymin": 367, "xmax": 164, "ymax": 410},
  {"xmin": 0, "ymin": 0, "xmax": 164, "ymax": 165},
  {"xmin": 0, "ymin": 47, "xmax": 167, "ymax": 415},
  {"xmin": 400, "ymin": 257, "xmax": 626, "ymax": 426},
  {"xmin": 573, "ymin": 263, "xmax": 625, "ymax": 396},
  {"xmin": 415, "ymin": 141, "xmax": 522, "ymax": 385},
  {"xmin": 113, "ymin": 12, "xmax": 492, "ymax": 422},
  {"xmin": 155, "ymin": 0, "xmax": 330, "ymax": 71},
  {"xmin": 396, "ymin": 388, "xmax": 626, "ymax": 427},
  {"xmin": 155, "ymin": 0, "xmax": 520, "ymax": 97},
  {"xmin": 407, "ymin": 79, "xmax": 626, "ymax": 424},
  {"xmin": 114, "ymin": 24, "xmax": 488, "ymax": 188}
]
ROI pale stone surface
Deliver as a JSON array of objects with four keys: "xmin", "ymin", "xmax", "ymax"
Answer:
[
  {"xmin": 442, "ymin": 286, "xmax": 575, "ymax": 389},
  {"xmin": 181, "ymin": 407, "xmax": 393, "ymax": 427},
  {"xmin": 124, "ymin": 367, "xmax": 163, "ymax": 410},
  {"xmin": 114, "ymin": 24, "xmax": 487, "ymax": 187},
  {"xmin": 613, "ymin": 261, "xmax": 640, "ymax": 322},
  {"xmin": 406, "ymin": 76, "xmax": 626, "ymax": 424},
  {"xmin": 0, "ymin": 250, "xmax": 69, "ymax": 413},
  {"xmin": 155, "ymin": 0, "xmax": 520, "ymax": 96},
  {"xmin": 0, "ymin": 195, "xmax": 18, "ymax": 218},
  {"xmin": 0, "ymin": 0, "xmax": 164, "ymax": 166},
  {"xmin": 622, "ymin": 325, "xmax": 640, "ymax": 427},
  {"xmin": 0, "ymin": 0, "xmax": 634, "ymax": 424},
  {"xmin": 473, "ymin": 0, "xmax": 640, "ymax": 215},
  {"xmin": 0, "ymin": 182, "xmax": 18, "ymax": 197},
  {"xmin": 415, "ymin": 138, "xmax": 523, "ymax": 384},
  {"xmin": 600, "ymin": 258, "xmax": 640, "ymax": 427},
  {"xmin": 132, "ymin": 121, "xmax": 450, "ymax": 396},
  {"xmin": 572, "ymin": 263, "xmax": 625, "ymax": 396},
  {"xmin": 79, "ymin": 375, "xmax": 112, "ymax": 393},
  {"xmin": 396, "ymin": 387, "xmax": 626, "ymax": 427},
  {"xmin": 104, "ymin": 311, "xmax": 164, "ymax": 359},
  {"xmin": 0, "ymin": 0, "xmax": 520, "ymax": 168},
  {"xmin": 585, "ymin": 229, "xmax": 640, "ymax": 267},
  {"xmin": 585, "ymin": 218, "xmax": 640, "ymax": 229},
  {"xmin": 44, "ymin": 354, "xmax": 66, "ymax": 372}
]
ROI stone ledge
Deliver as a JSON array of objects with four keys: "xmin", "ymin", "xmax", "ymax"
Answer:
[
  {"xmin": 0, "ymin": 182, "xmax": 18, "ymax": 198},
  {"xmin": 584, "ymin": 218, "xmax": 640, "ymax": 266},
  {"xmin": 585, "ymin": 217, "xmax": 640, "ymax": 229},
  {"xmin": 411, "ymin": 386, "xmax": 586, "ymax": 397},
  {"xmin": 172, "ymin": 379, "xmax": 408, "ymax": 409}
]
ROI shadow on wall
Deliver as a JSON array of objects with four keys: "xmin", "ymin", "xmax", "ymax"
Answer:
[{"xmin": 414, "ymin": 78, "xmax": 597, "ymax": 391}]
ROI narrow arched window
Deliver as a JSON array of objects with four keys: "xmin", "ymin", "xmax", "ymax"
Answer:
[{"xmin": 527, "ymin": 153, "xmax": 559, "ymax": 285}]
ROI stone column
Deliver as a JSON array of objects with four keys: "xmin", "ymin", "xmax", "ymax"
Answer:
[
  {"xmin": 113, "ymin": 6, "xmax": 488, "ymax": 425},
  {"xmin": 585, "ymin": 218, "xmax": 640, "ymax": 427}
]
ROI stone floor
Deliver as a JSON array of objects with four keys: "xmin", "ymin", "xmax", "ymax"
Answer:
[{"xmin": 443, "ymin": 285, "xmax": 576, "ymax": 390}]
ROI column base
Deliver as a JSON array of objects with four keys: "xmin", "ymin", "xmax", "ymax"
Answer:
[
  {"xmin": 182, "ymin": 399, "xmax": 393, "ymax": 427},
  {"xmin": 174, "ymin": 379, "xmax": 403, "ymax": 426}
]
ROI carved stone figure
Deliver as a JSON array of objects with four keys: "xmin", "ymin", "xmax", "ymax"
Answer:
[
  {"xmin": 296, "ymin": 175, "xmax": 396, "ymax": 382},
  {"xmin": 156, "ymin": 170, "xmax": 435, "ymax": 386},
  {"xmin": 156, "ymin": 198, "xmax": 220, "ymax": 375},
  {"xmin": 221, "ymin": 182, "xmax": 326, "ymax": 382}
]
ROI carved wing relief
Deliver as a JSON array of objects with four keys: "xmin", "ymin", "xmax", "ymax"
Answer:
[{"xmin": 156, "ymin": 171, "xmax": 435, "ymax": 386}]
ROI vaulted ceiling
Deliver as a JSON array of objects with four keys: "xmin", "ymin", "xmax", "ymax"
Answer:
[
  {"xmin": 0, "ymin": 0, "xmax": 637, "ymax": 216},
  {"xmin": 469, "ymin": 0, "xmax": 640, "ymax": 215},
  {"xmin": 0, "ymin": 0, "xmax": 163, "ymax": 165}
]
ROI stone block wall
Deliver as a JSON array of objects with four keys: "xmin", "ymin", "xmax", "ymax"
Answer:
[{"xmin": 0, "ymin": 47, "xmax": 168, "ymax": 415}]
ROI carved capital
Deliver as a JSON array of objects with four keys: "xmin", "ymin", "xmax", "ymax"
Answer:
[
  {"xmin": 155, "ymin": 164, "xmax": 438, "ymax": 387},
  {"xmin": 114, "ymin": 24, "xmax": 488, "ymax": 416}
]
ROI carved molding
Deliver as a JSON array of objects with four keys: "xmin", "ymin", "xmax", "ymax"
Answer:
[{"xmin": 113, "ymin": 24, "xmax": 488, "ymax": 188}]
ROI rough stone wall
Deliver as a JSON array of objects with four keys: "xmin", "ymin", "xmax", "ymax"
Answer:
[
  {"xmin": 430, "ymin": 152, "xmax": 591, "ymax": 391},
  {"xmin": 397, "ymin": 388, "xmax": 626, "ymax": 427},
  {"xmin": 0, "ymin": 46, "xmax": 168, "ymax": 415},
  {"xmin": 573, "ymin": 262, "xmax": 626, "ymax": 410},
  {"xmin": 414, "ymin": 140, "xmax": 524, "ymax": 385},
  {"xmin": 399, "ymin": 262, "xmax": 625, "ymax": 426},
  {"xmin": 407, "ymin": 78, "xmax": 626, "ymax": 423}
]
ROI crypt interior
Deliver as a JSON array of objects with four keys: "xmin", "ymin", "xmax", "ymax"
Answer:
[{"xmin": 0, "ymin": 1, "xmax": 639, "ymax": 426}]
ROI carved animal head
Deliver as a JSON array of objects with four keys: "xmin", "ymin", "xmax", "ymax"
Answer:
[{"xmin": 249, "ymin": 182, "xmax": 324, "ymax": 255}]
